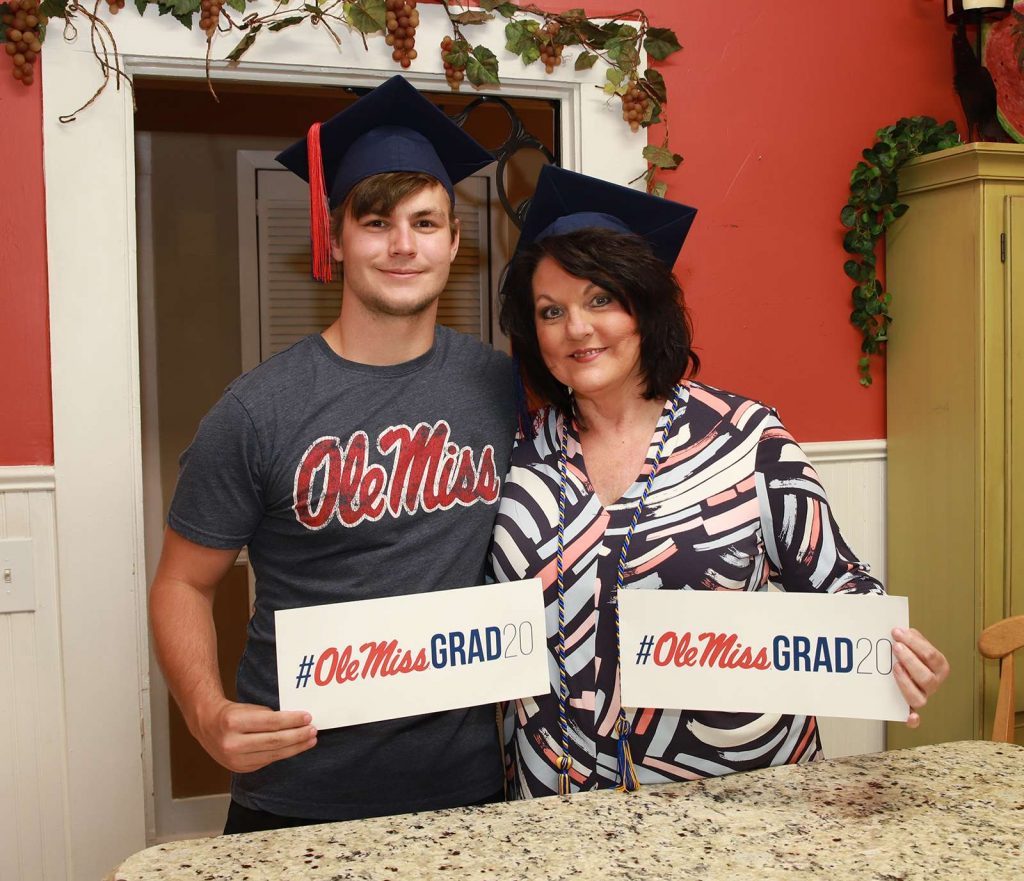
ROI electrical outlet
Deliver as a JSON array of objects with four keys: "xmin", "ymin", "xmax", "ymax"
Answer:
[{"xmin": 0, "ymin": 539, "xmax": 35, "ymax": 614}]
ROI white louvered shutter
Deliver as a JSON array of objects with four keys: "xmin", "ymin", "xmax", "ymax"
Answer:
[
  {"xmin": 256, "ymin": 196, "xmax": 341, "ymax": 358},
  {"xmin": 254, "ymin": 169, "xmax": 489, "ymax": 361}
]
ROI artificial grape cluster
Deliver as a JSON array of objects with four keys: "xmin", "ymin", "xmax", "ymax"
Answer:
[
  {"xmin": 440, "ymin": 35, "xmax": 465, "ymax": 90},
  {"xmin": 104, "ymin": 0, "xmax": 125, "ymax": 13},
  {"xmin": 620, "ymin": 80, "xmax": 651, "ymax": 134},
  {"xmin": 539, "ymin": 20, "xmax": 563, "ymax": 74},
  {"xmin": 199, "ymin": 0, "xmax": 223, "ymax": 37},
  {"xmin": 3, "ymin": 0, "xmax": 42, "ymax": 88},
  {"xmin": 385, "ymin": 0, "xmax": 418, "ymax": 69}
]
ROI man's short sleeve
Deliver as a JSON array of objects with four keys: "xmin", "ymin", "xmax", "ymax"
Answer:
[{"xmin": 167, "ymin": 391, "xmax": 265, "ymax": 550}]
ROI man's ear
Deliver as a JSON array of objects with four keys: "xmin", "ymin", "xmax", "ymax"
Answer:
[
  {"xmin": 449, "ymin": 216, "xmax": 461, "ymax": 264},
  {"xmin": 331, "ymin": 235, "xmax": 344, "ymax": 264}
]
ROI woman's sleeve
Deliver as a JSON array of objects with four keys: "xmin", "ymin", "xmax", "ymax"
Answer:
[
  {"xmin": 488, "ymin": 411, "xmax": 562, "ymax": 584},
  {"xmin": 755, "ymin": 413, "xmax": 884, "ymax": 595}
]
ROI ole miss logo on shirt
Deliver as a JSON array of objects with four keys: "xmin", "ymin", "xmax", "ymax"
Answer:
[{"xmin": 292, "ymin": 420, "xmax": 500, "ymax": 530}]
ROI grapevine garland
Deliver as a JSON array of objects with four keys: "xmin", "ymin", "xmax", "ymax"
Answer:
[{"xmin": 0, "ymin": 0, "xmax": 684, "ymax": 192}]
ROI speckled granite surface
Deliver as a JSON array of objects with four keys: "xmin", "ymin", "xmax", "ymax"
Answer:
[{"xmin": 113, "ymin": 741, "xmax": 1023, "ymax": 880}]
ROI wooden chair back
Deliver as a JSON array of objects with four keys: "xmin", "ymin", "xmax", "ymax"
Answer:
[{"xmin": 977, "ymin": 615, "xmax": 1024, "ymax": 743}]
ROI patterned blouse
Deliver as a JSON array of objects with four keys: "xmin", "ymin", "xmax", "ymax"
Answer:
[{"xmin": 488, "ymin": 381, "xmax": 884, "ymax": 798}]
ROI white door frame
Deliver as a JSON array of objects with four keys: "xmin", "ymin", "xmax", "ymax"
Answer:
[{"xmin": 43, "ymin": 5, "xmax": 644, "ymax": 870}]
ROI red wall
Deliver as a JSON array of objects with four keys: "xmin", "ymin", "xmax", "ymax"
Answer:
[
  {"xmin": 0, "ymin": 1, "xmax": 963, "ymax": 463},
  {"xmin": 0, "ymin": 68, "xmax": 52, "ymax": 465},
  {"xmin": 633, "ymin": 0, "xmax": 962, "ymax": 440}
]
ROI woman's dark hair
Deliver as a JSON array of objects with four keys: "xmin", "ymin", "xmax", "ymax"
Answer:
[{"xmin": 498, "ymin": 226, "xmax": 700, "ymax": 420}]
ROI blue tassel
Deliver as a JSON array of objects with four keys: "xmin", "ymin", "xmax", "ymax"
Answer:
[{"xmin": 615, "ymin": 716, "xmax": 640, "ymax": 793}]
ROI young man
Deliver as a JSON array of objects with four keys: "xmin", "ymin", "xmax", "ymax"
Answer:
[{"xmin": 149, "ymin": 76, "xmax": 516, "ymax": 833}]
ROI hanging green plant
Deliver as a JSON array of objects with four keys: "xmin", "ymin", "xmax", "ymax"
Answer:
[
  {"xmin": 841, "ymin": 116, "xmax": 960, "ymax": 386},
  {"xmin": 0, "ymin": 0, "xmax": 684, "ymax": 193}
]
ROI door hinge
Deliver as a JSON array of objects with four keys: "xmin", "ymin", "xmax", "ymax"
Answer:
[{"xmin": 1001, "ymin": 232, "xmax": 1006, "ymax": 263}]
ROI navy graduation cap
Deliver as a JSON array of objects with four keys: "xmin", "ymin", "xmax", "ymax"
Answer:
[
  {"xmin": 275, "ymin": 75, "xmax": 495, "ymax": 283},
  {"xmin": 517, "ymin": 165, "xmax": 698, "ymax": 268}
]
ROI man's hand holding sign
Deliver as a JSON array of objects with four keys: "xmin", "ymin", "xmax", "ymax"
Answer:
[
  {"xmin": 276, "ymin": 580, "xmax": 548, "ymax": 729},
  {"xmin": 619, "ymin": 592, "xmax": 948, "ymax": 725}
]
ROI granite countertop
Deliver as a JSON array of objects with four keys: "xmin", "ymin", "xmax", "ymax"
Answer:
[{"xmin": 113, "ymin": 741, "xmax": 1023, "ymax": 880}]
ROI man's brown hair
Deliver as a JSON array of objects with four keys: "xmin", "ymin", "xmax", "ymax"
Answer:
[{"xmin": 330, "ymin": 172, "xmax": 457, "ymax": 243}]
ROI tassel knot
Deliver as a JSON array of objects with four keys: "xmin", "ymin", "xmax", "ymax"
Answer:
[{"xmin": 557, "ymin": 754, "xmax": 573, "ymax": 796}]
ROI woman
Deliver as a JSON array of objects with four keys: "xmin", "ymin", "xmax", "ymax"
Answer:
[{"xmin": 489, "ymin": 166, "xmax": 948, "ymax": 799}]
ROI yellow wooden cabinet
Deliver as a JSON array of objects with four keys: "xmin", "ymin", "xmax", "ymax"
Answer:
[{"xmin": 886, "ymin": 143, "xmax": 1024, "ymax": 749}]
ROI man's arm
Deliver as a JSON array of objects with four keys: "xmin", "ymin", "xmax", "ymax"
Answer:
[{"xmin": 149, "ymin": 527, "xmax": 317, "ymax": 773}]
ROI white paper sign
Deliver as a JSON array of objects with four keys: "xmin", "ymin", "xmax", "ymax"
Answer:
[
  {"xmin": 619, "ymin": 591, "xmax": 910, "ymax": 721},
  {"xmin": 276, "ymin": 579, "xmax": 548, "ymax": 729}
]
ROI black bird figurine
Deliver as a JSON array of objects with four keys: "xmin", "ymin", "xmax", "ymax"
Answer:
[{"xmin": 952, "ymin": 23, "xmax": 1007, "ymax": 141}]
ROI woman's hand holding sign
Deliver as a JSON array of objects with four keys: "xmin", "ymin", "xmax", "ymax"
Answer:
[{"xmin": 892, "ymin": 627, "xmax": 950, "ymax": 728}]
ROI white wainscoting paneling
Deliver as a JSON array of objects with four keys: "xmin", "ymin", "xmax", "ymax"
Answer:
[
  {"xmin": 0, "ymin": 466, "xmax": 70, "ymax": 881},
  {"xmin": 804, "ymin": 440, "xmax": 887, "ymax": 759}
]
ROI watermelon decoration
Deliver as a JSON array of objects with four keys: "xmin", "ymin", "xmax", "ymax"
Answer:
[{"xmin": 985, "ymin": 3, "xmax": 1024, "ymax": 142}]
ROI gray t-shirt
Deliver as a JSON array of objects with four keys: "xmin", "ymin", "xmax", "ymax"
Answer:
[{"xmin": 168, "ymin": 327, "xmax": 516, "ymax": 820}]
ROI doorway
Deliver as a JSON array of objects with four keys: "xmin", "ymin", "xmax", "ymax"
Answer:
[{"xmin": 133, "ymin": 76, "xmax": 559, "ymax": 841}]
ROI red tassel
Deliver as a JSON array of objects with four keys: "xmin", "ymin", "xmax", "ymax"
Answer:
[{"xmin": 306, "ymin": 121, "xmax": 333, "ymax": 283}]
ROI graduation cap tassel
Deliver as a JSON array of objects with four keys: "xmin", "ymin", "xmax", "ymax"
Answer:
[
  {"xmin": 306, "ymin": 121, "xmax": 334, "ymax": 284},
  {"xmin": 615, "ymin": 715, "xmax": 640, "ymax": 793}
]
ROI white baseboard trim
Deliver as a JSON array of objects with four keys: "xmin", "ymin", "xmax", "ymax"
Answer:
[
  {"xmin": 0, "ymin": 465, "xmax": 56, "ymax": 492},
  {"xmin": 803, "ymin": 439, "xmax": 886, "ymax": 464}
]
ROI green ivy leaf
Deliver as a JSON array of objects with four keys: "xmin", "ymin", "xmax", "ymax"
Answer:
[
  {"xmin": 642, "ymin": 67, "xmax": 666, "ymax": 102},
  {"xmin": 555, "ymin": 28, "xmax": 580, "ymax": 47},
  {"xmin": 651, "ymin": 180, "xmax": 668, "ymax": 198},
  {"xmin": 504, "ymin": 20, "xmax": 538, "ymax": 56},
  {"xmin": 269, "ymin": 14, "xmax": 304, "ymax": 31},
  {"xmin": 493, "ymin": 2, "xmax": 518, "ymax": 16},
  {"xmin": 605, "ymin": 68, "xmax": 624, "ymax": 87},
  {"xmin": 606, "ymin": 35, "xmax": 639, "ymax": 69},
  {"xmin": 520, "ymin": 42, "xmax": 540, "ymax": 65},
  {"xmin": 643, "ymin": 27, "xmax": 682, "ymax": 61},
  {"xmin": 839, "ymin": 205, "xmax": 857, "ymax": 227},
  {"xmin": 577, "ymin": 20, "xmax": 608, "ymax": 48},
  {"xmin": 575, "ymin": 51, "xmax": 598, "ymax": 71},
  {"xmin": 227, "ymin": 26, "xmax": 260, "ymax": 61},
  {"xmin": 171, "ymin": 0, "xmax": 199, "ymax": 14},
  {"xmin": 38, "ymin": 0, "xmax": 69, "ymax": 19},
  {"xmin": 642, "ymin": 99, "xmax": 662, "ymax": 127},
  {"xmin": 843, "ymin": 229, "xmax": 865, "ymax": 254},
  {"xmin": 172, "ymin": 11, "xmax": 194, "ymax": 27},
  {"xmin": 442, "ymin": 39, "xmax": 471, "ymax": 69},
  {"xmin": 451, "ymin": 10, "xmax": 492, "ymax": 25},
  {"xmin": 467, "ymin": 44, "xmax": 500, "ymax": 87},
  {"xmin": 844, "ymin": 260, "xmax": 866, "ymax": 281},
  {"xmin": 642, "ymin": 144, "xmax": 682, "ymax": 170},
  {"xmin": 226, "ymin": 0, "xmax": 246, "ymax": 11},
  {"xmin": 134, "ymin": 0, "xmax": 148, "ymax": 14},
  {"xmin": 343, "ymin": 0, "xmax": 385, "ymax": 34}
]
